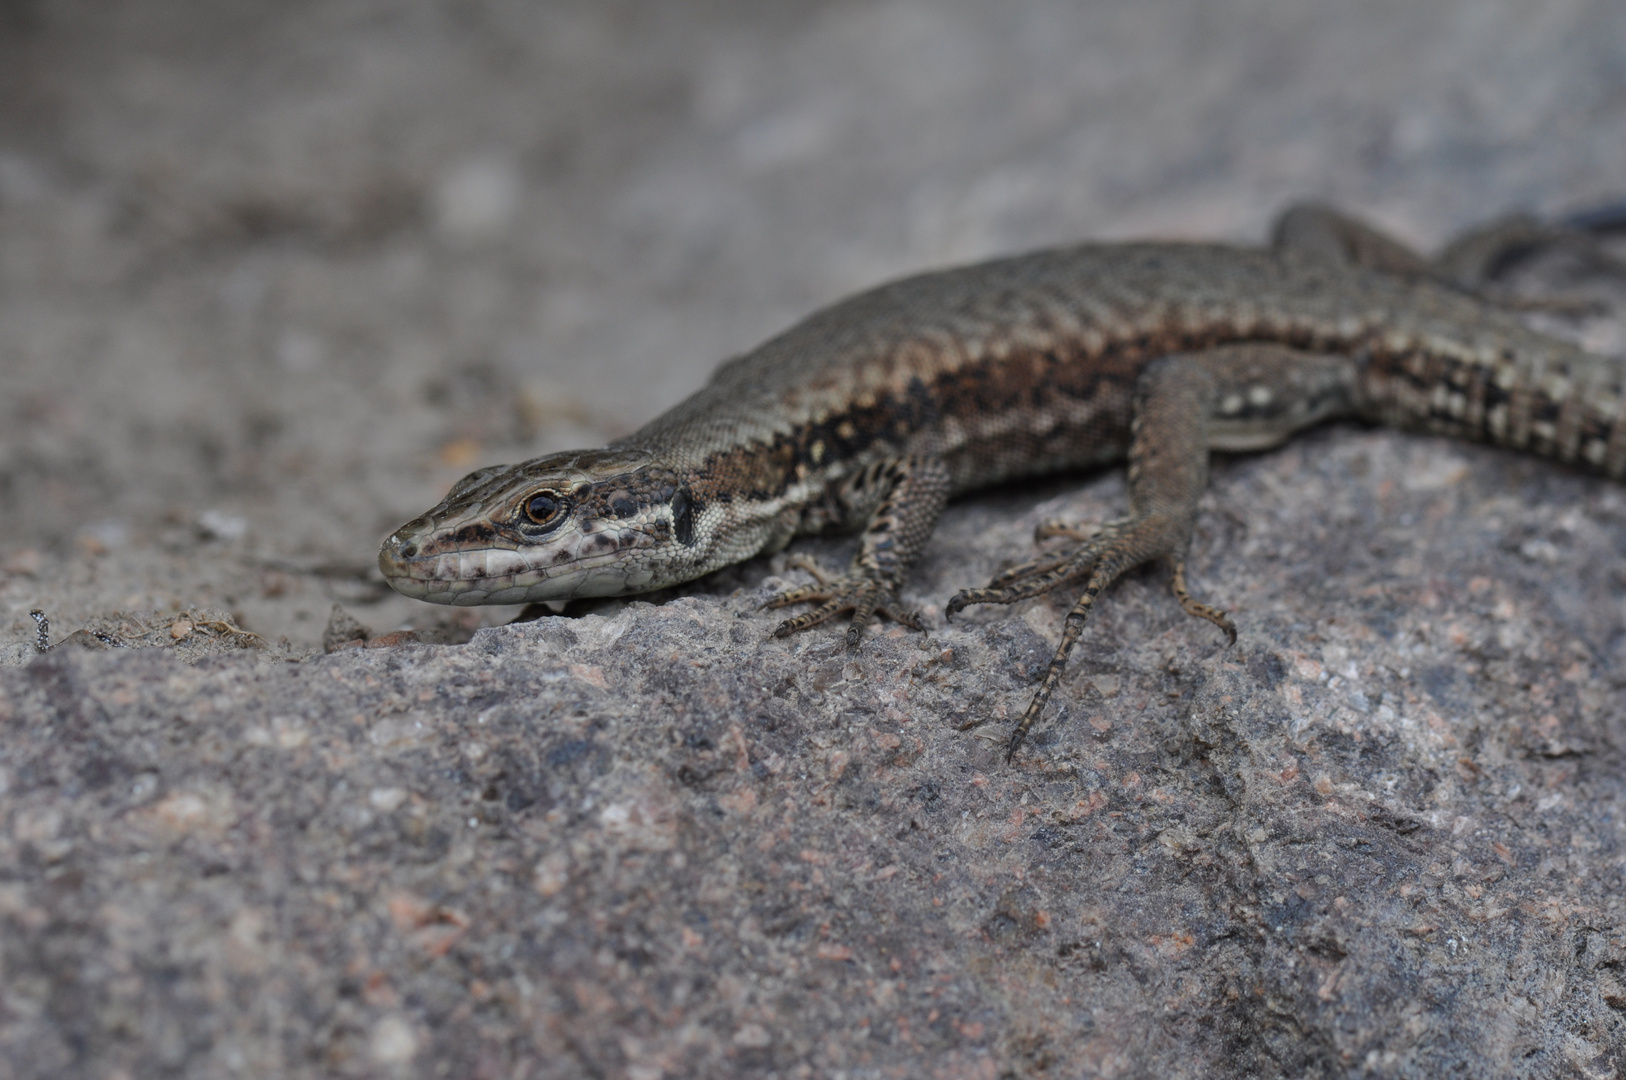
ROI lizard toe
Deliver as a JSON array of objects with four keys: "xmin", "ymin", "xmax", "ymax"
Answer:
[{"xmin": 766, "ymin": 570, "xmax": 919, "ymax": 646}]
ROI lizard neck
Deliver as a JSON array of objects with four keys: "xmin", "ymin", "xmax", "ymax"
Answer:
[{"xmin": 617, "ymin": 437, "xmax": 825, "ymax": 576}]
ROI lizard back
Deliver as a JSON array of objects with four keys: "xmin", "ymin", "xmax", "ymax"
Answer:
[{"xmin": 623, "ymin": 242, "xmax": 1626, "ymax": 501}]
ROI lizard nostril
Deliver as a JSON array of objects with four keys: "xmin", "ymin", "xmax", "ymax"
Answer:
[{"xmin": 398, "ymin": 542, "xmax": 418, "ymax": 559}]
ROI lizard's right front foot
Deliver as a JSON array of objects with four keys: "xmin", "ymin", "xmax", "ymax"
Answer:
[{"xmin": 763, "ymin": 556, "xmax": 922, "ymax": 649}]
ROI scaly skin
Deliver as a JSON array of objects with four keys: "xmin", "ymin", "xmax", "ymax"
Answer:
[{"xmin": 380, "ymin": 205, "xmax": 1626, "ymax": 758}]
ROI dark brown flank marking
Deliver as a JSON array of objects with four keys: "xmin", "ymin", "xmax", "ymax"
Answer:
[
  {"xmin": 682, "ymin": 323, "xmax": 1398, "ymax": 516},
  {"xmin": 1368, "ymin": 346, "xmax": 1582, "ymax": 448}
]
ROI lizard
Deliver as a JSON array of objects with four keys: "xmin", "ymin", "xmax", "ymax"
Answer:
[{"xmin": 378, "ymin": 203, "xmax": 1626, "ymax": 760}]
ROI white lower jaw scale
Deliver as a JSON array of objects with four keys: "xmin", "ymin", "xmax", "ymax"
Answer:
[{"xmin": 389, "ymin": 546, "xmax": 647, "ymax": 606}]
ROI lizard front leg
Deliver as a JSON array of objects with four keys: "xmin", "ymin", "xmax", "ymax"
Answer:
[{"xmin": 765, "ymin": 454, "xmax": 951, "ymax": 648}]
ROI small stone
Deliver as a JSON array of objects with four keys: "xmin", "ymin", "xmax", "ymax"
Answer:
[
  {"xmin": 369, "ymin": 1016, "xmax": 417, "ymax": 1065},
  {"xmin": 153, "ymin": 792, "xmax": 209, "ymax": 831},
  {"xmin": 323, "ymin": 604, "xmax": 370, "ymax": 653},
  {"xmin": 534, "ymin": 852, "xmax": 570, "ymax": 897},
  {"xmin": 369, "ymin": 788, "xmax": 408, "ymax": 812},
  {"xmin": 196, "ymin": 510, "xmax": 248, "ymax": 542},
  {"xmin": 732, "ymin": 1023, "xmax": 771, "ymax": 1048}
]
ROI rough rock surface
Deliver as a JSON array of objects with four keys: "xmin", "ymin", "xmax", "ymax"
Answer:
[{"xmin": 3, "ymin": 2, "xmax": 1626, "ymax": 1078}]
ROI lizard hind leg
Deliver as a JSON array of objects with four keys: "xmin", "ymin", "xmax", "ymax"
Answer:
[
  {"xmin": 1432, "ymin": 208, "xmax": 1626, "ymax": 296},
  {"xmin": 992, "ymin": 508, "xmax": 1238, "ymax": 762},
  {"xmin": 1271, "ymin": 200, "xmax": 1626, "ymax": 312},
  {"xmin": 948, "ymin": 354, "xmax": 1234, "ymax": 760}
]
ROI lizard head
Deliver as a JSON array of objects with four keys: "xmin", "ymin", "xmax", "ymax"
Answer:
[{"xmin": 378, "ymin": 448, "xmax": 704, "ymax": 605}]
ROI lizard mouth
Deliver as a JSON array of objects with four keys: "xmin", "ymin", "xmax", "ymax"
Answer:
[
  {"xmin": 378, "ymin": 531, "xmax": 547, "ymax": 605},
  {"xmin": 377, "ymin": 531, "xmax": 652, "ymax": 605}
]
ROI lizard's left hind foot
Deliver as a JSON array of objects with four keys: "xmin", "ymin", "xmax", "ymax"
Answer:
[
  {"xmin": 948, "ymin": 353, "xmax": 1244, "ymax": 761},
  {"xmin": 948, "ymin": 505, "xmax": 1233, "ymax": 762}
]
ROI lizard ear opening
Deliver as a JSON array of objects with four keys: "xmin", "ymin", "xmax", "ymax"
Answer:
[{"xmin": 671, "ymin": 487, "xmax": 695, "ymax": 546}]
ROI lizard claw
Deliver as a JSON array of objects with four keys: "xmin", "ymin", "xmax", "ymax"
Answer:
[{"xmin": 764, "ymin": 566, "xmax": 917, "ymax": 647}]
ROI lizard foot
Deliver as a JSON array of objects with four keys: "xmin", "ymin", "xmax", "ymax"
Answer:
[
  {"xmin": 764, "ymin": 558, "xmax": 922, "ymax": 649},
  {"xmin": 762, "ymin": 454, "xmax": 948, "ymax": 650},
  {"xmin": 945, "ymin": 520, "xmax": 1127, "ymax": 619},
  {"xmin": 948, "ymin": 516, "xmax": 1233, "ymax": 762}
]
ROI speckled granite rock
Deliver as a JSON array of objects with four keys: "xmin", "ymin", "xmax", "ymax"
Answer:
[
  {"xmin": 6, "ymin": 1, "xmax": 1626, "ymax": 1077},
  {"xmin": 3, "ymin": 429, "xmax": 1624, "ymax": 1078}
]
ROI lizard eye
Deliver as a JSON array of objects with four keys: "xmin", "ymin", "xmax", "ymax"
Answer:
[{"xmin": 524, "ymin": 491, "xmax": 562, "ymax": 527}]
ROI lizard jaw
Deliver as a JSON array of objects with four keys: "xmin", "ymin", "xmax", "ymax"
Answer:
[{"xmin": 378, "ymin": 525, "xmax": 663, "ymax": 605}]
